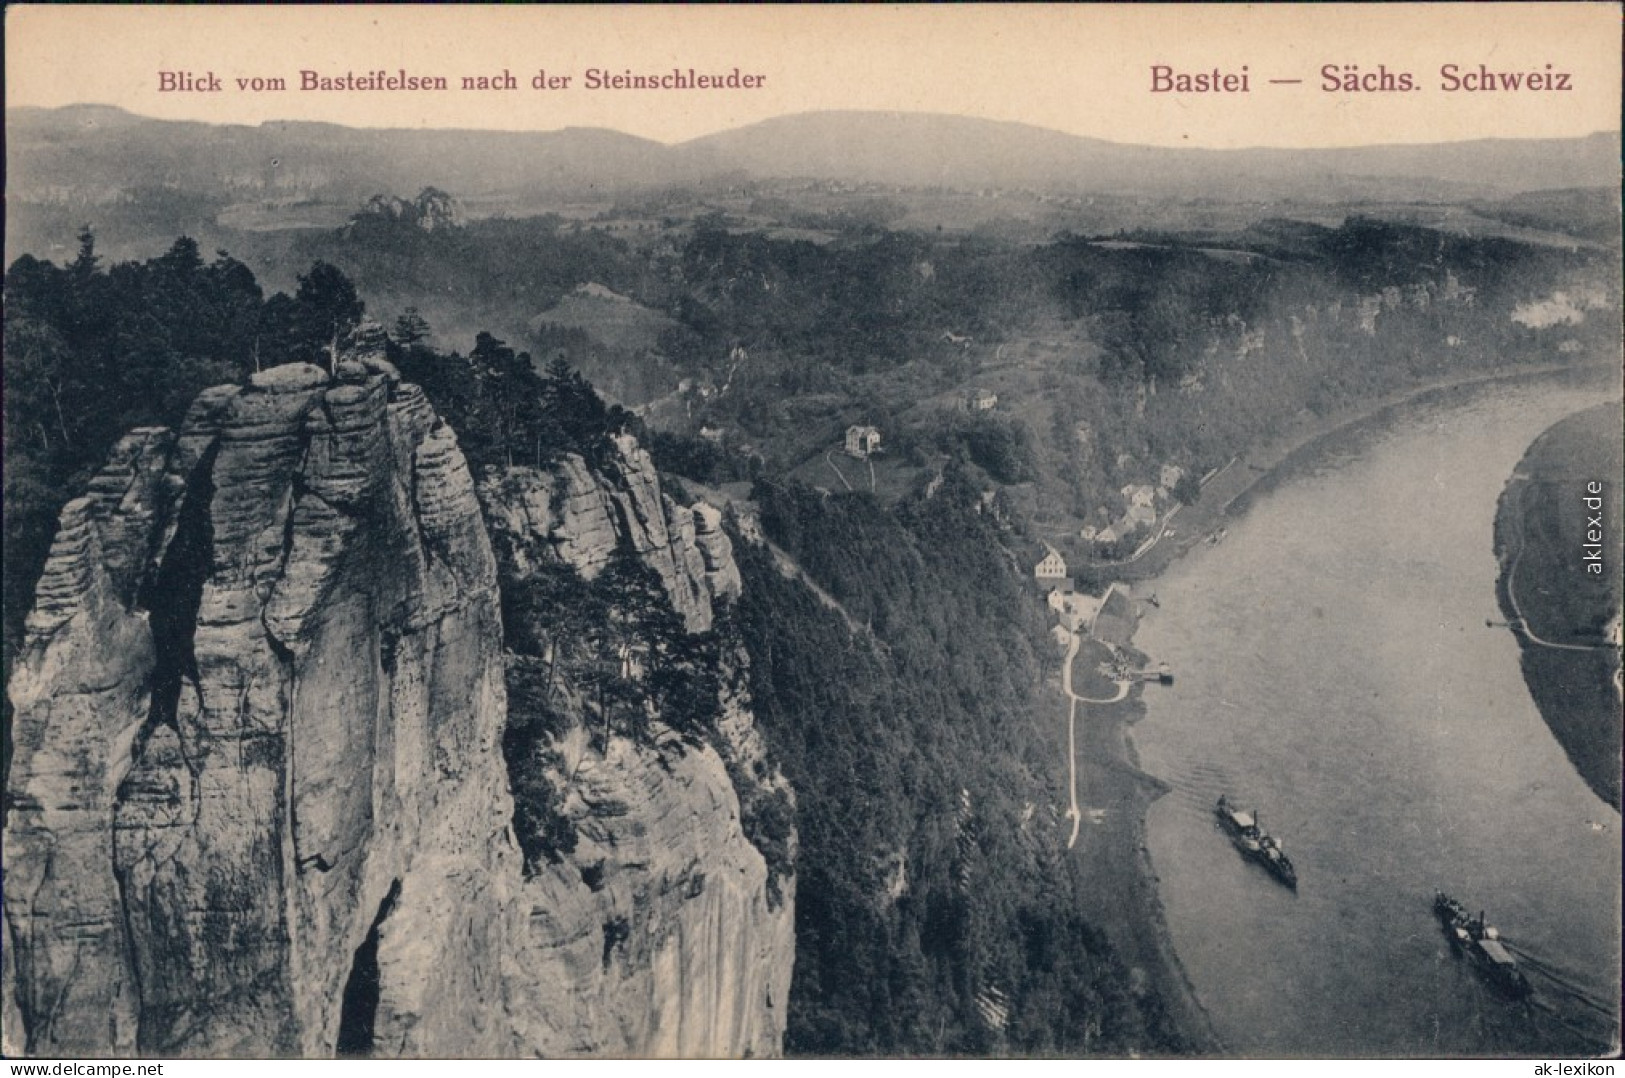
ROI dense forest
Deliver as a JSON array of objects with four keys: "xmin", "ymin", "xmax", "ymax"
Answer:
[{"xmin": 0, "ymin": 240, "xmax": 650, "ymax": 804}]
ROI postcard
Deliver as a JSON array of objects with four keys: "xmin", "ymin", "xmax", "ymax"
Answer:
[{"xmin": 3, "ymin": 3, "xmax": 1620, "ymax": 1066}]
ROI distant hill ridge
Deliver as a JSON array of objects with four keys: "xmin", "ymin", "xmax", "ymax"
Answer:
[
  {"xmin": 680, "ymin": 111, "xmax": 1621, "ymax": 196},
  {"xmin": 8, "ymin": 104, "xmax": 1620, "ymax": 203}
]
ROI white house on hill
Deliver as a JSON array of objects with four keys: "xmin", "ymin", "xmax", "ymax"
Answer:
[{"xmin": 846, "ymin": 424, "xmax": 882, "ymax": 458}]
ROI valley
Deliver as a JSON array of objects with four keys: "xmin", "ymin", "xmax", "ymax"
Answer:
[{"xmin": 3, "ymin": 105, "xmax": 1620, "ymax": 1059}]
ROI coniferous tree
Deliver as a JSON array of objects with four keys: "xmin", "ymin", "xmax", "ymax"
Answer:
[
  {"xmin": 392, "ymin": 307, "xmax": 431, "ymax": 346},
  {"xmin": 292, "ymin": 260, "xmax": 364, "ymax": 367}
]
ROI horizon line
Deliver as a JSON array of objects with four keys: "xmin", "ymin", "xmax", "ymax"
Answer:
[{"xmin": 9, "ymin": 101, "xmax": 1622, "ymax": 156}]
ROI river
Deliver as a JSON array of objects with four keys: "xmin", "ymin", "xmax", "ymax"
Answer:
[{"xmin": 1132, "ymin": 376, "xmax": 1622, "ymax": 1057}]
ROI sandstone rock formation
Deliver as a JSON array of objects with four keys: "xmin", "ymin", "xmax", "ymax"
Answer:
[
  {"xmin": 480, "ymin": 434, "xmax": 793, "ymax": 1058},
  {"xmin": 480, "ymin": 433, "xmax": 741, "ymax": 633},
  {"xmin": 2, "ymin": 362, "xmax": 792, "ymax": 1058}
]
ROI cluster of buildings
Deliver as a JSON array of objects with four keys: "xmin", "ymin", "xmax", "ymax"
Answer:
[
  {"xmin": 1046, "ymin": 584, "xmax": 1101, "ymax": 632},
  {"xmin": 1080, "ymin": 463, "xmax": 1184, "ymax": 550},
  {"xmin": 1036, "ymin": 564, "xmax": 1138, "ymax": 653}
]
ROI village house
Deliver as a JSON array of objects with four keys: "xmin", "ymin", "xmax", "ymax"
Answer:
[
  {"xmin": 1159, "ymin": 464, "xmax": 1185, "ymax": 491},
  {"xmin": 1125, "ymin": 503, "xmax": 1157, "ymax": 528},
  {"xmin": 962, "ymin": 388, "xmax": 998, "ymax": 412},
  {"xmin": 1033, "ymin": 547, "xmax": 1069, "ymax": 581},
  {"xmin": 845, "ymin": 424, "xmax": 882, "ymax": 458}
]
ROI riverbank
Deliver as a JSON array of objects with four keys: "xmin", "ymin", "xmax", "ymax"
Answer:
[
  {"xmin": 1062, "ymin": 659, "xmax": 1219, "ymax": 1057},
  {"xmin": 1067, "ymin": 358, "xmax": 1619, "ymax": 1056},
  {"xmin": 1492, "ymin": 402, "xmax": 1623, "ymax": 811},
  {"xmin": 1101, "ymin": 360, "xmax": 1619, "ymax": 585}
]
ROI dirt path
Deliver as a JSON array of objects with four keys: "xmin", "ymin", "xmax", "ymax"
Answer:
[
  {"xmin": 1060, "ymin": 630, "xmax": 1130, "ymax": 849},
  {"xmin": 1502, "ymin": 492, "xmax": 1612, "ymax": 653},
  {"xmin": 824, "ymin": 449, "xmax": 855, "ymax": 492},
  {"xmin": 1061, "ymin": 654, "xmax": 1218, "ymax": 1055},
  {"xmin": 763, "ymin": 537, "xmax": 872, "ymax": 641}
]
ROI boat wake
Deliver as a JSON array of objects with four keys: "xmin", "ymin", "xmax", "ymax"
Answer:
[
  {"xmin": 1504, "ymin": 944, "xmax": 1619, "ymax": 1020},
  {"xmin": 1170, "ymin": 764, "xmax": 1235, "ymax": 812},
  {"xmin": 1498, "ymin": 941, "xmax": 1621, "ymax": 1050}
]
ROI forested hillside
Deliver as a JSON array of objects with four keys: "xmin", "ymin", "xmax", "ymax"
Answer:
[
  {"xmin": 278, "ymin": 201, "xmax": 1618, "ymax": 545},
  {"xmin": 732, "ymin": 474, "xmax": 1186, "ymax": 1054},
  {"xmin": 3, "ymin": 239, "xmax": 366, "ymax": 681}
]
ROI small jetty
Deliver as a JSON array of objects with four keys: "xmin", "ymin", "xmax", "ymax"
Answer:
[{"xmin": 1137, "ymin": 662, "xmax": 1174, "ymax": 684}]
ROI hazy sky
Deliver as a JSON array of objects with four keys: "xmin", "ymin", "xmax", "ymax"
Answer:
[{"xmin": 7, "ymin": 4, "xmax": 1620, "ymax": 149}]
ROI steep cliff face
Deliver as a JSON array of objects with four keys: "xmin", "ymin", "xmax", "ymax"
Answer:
[
  {"xmin": 480, "ymin": 437, "xmax": 793, "ymax": 1059},
  {"xmin": 484, "ymin": 433, "xmax": 741, "ymax": 633},
  {"xmin": 2, "ymin": 362, "xmax": 792, "ymax": 1058}
]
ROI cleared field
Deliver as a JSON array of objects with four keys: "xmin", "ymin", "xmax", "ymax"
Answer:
[{"xmin": 528, "ymin": 283, "xmax": 676, "ymax": 353}]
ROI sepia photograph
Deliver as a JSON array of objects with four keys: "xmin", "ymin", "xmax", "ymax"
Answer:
[{"xmin": 2, "ymin": 3, "xmax": 1620, "ymax": 1065}]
